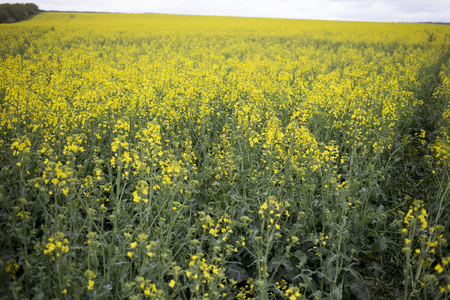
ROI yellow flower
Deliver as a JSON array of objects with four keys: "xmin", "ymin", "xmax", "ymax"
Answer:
[
  {"xmin": 443, "ymin": 257, "xmax": 450, "ymax": 265},
  {"xmin": 435, "ymin": 264, "xmax": 444, "ymax": 274},
  {"xmin": 169, "ymin": 279, "xmax": 176, "ymax": 288},
  {"xmin": 44, "ymin": 242, "xmax": 55, "ymax": 254},
  {"xmin": 87, "ymin": 280, "xmax": 95, "ymax": 290},
  {"xmin": 429, "ymin": 241, "xmax": 438, "ymax": 247},
  {"xmin": 260, "ymin": 202, "xmax": 268, "ymax": 211},
  {"xmin": 132, "ymin": 191, "xmax": 141, "ymax": 203}
]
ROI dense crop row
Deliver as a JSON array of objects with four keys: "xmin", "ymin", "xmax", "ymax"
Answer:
[{"xmin": 1, "ymin": 13, "xmax": 450, "ymax": 299}]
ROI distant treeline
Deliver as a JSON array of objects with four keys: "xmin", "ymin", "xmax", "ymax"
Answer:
[
  {"xmin": 0, "ymin": 3, "xmax": 39, "ymax": 23},
  {"xmin": 421, "ymin": 22, "xmax": 450, "ymax": 25}
]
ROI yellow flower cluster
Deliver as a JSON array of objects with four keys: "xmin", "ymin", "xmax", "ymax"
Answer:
[
  {"xmin": 63, "ymin": 134, "xmax": 85, "ymax": 156},
  {"xmin": 124, "ymin": 233, "xmax": 159, "ymax": 259},
  {"xmin": 84, "ymin": 269, "xmax": 96, "ymax": 291},
  {"xmin": 4, "ymin": 259, "xmax": 19, "ymax": 280},
  {"xmin": 10, "ymin": 136, "xmax": 30, "ymax": 156},
  {"xmin": 199, "ymin": 213, "xmax": 233, "ymax": 244},
  {"xmin": 41, "ymin": 158, "xmax": 74, "ymax": 195},
  {"xmin": 236, "ymin": 278, "xmax": 254, "ymax": 299},
  {"xmin": 402, "ymin": 198, "xmax": 449, "ymax": 296},
  {"xmin": 403, "ymin": 200, "xmax": 428, "ymax": 230},
  {"xmin": 258, "ymin": 196, "xmax": 289, "ymax": 231},
  {"xmin": 132, "ymin": 180, "xmax": 149, "ymax": 204},
  {"xmin": 430, "ymin": 61, "xmax": 450, "ymax": 167},
  {"xmin": 276, "ymin": 279, "xmax": 302, "ymax": 300},
  {"xmin": 435, "ymin": 257, "xmax": 450, "ymax": 293},
  {"xmin": 43, "ymin": 232, "xmax": 69, "ymax": 259},
  {"xmin": 186, "ymin": 251, "xmax": 228, "ymax": 298}
]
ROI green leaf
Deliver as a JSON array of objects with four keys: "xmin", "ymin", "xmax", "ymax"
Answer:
[
  {"xmin": 324, "ymin": 253, "xmax": 340, "ymax": 271},
  {"xmin": 372, "ymin": 236, "xmax": 388, "ymax": 254},
  {"xmin": 293, "ymin": 250, "xmax": 307, "ymax": 264},
  {"xmin": 226, "ymin": 264, "xmax": 248, "ymax": 283},
  {"xmin": 268, "ymin": 255, "xmax": 294, "ymax": 273},
  {"xmin": 331, "ymin": 285, "xmax": 343, "ymax": 300},
  {"xmin": 348, "ymin": 282, "xmax": 368, "ymax": 300}
]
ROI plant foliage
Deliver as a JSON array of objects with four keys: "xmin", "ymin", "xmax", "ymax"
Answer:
[{"xmin": 0, "ymin": 12, "xmax": 449, "ymax": 299}]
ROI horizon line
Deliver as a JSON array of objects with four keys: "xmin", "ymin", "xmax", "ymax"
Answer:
[{"xmin": 36, "ymin": 10, "xmax": 450, "ymax": 24}]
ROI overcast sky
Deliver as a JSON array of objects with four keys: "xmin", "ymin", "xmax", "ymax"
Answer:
[{"xmin": 3, "ymin": 0, "xmax": 450, "ymax": 22}]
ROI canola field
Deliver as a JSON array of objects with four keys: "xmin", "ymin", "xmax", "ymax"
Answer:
[{"xmin": 1, "ymin": 12, "xmax": 450, "ymax": 299}]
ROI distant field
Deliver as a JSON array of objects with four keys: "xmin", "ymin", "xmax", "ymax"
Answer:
[{"xmin": 1, "ymin": 12, "xmax": 449, "ymax": 299}]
